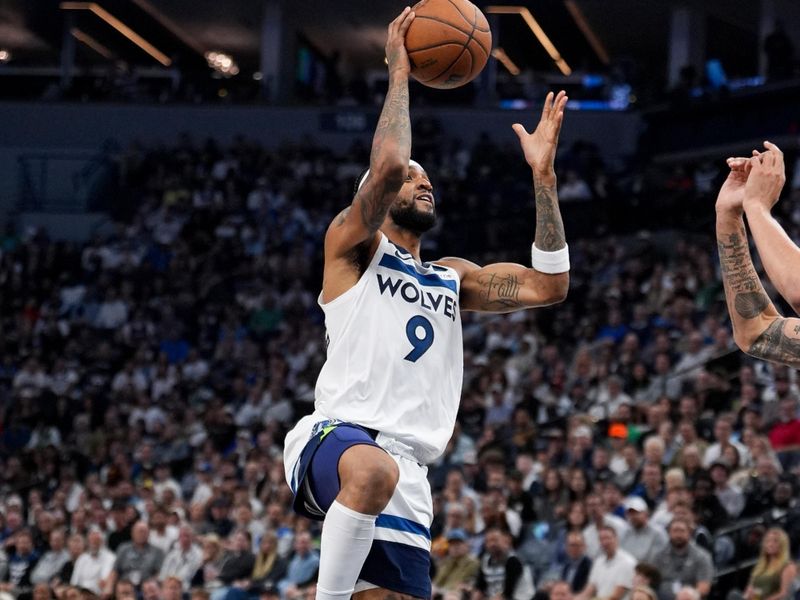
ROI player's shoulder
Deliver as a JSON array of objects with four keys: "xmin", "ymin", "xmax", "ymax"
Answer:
[{"xmin": 434, "ymin": 256, "xmax": 481, "ymax": 278}]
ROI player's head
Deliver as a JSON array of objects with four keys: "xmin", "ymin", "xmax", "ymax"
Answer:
[{"xmin": 355, "ymin": 160, "xmax": 436, "ymax": 235}]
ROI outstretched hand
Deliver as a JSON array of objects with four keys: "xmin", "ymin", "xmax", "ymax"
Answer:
[
  {"xmin": 744, "ymin": 141, "xmax": 786, "ymax": 213},
  {"xmin": 716, "ymin": 152, "xmax": 755, "ymax": 215},
  {"xmin": 512, "ymin": 90, "xmax": 568, "ymax": 181}
]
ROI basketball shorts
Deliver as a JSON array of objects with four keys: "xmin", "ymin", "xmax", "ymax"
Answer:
[{"xmin": 286, "ymin": 416, "xmax": 433, "ymax": 599}]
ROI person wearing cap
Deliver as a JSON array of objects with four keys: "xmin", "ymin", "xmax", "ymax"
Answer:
[
  {"xmin": 432, "ymin": 529, "xmax": 479, "ymax": 595},
  {"xmin": 576, "ymin": 525, "xmax": 636, "ymax": 600},
  {"xmin": 708, "ymin": 460, "xmax": 744, "ymax": 518},
  {"xmin": 620, "ymin": 497, "xmax": 667, "ymax": 564}
]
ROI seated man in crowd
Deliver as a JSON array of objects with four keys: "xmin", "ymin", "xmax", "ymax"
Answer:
[{"xmin": 576, "ymin": 525, "xmax": 636, "ymax": 600}]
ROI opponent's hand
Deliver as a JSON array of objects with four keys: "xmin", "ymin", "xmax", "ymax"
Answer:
[
  {"xmin": 715, "ymin": 154, "xmax": 753, "ymax": 215},
  {"xmin": 744, "ymin": 141, "xmax": 786, "ymax": 212},
  {"xmin": 512, "ymin": 90, "xmax": 568, "ymax": 181},
  {"xmin": 385, "ymin": 7, "xmax": 415, "ymax": 79}
]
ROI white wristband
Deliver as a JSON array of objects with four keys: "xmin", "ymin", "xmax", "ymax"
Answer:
[{"xmin": 531, "ymin": 243, "xmax": 570, "ymax": 273}]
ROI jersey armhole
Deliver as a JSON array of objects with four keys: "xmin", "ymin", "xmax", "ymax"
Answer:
[{"xmin": 318, "ymin": 233, "xmax": 388, "ymax": 310}]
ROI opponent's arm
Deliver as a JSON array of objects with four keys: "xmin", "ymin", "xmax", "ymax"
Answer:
[
  {"xmin": 716, "ymin": 155, "xmax": 800, "ymax": 367},
  {"xmin": 741, "ymin": 142, "xmax": 800, "ymax": 311},
  {"xmin": 324, "ymin": 7, "xmax": 414, "ymax": 258},
  {"xmin": 441, "ymin": 92, "xmax": 570, "ymax": 313}
]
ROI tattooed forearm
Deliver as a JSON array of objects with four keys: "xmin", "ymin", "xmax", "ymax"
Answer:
[
  {"xmin": 717, "ymin": 225, "xmax": 771, "ymax": 319},
  {"xmin": 533, "ymin": 180, "xmax": 566, "ymax": 251},
  {"xmin": 358, "ymin": 76, "xmax": 411, "ymax": 233},
  {"xmin": 748, "ymin": 319, "xmax": 800, "ymax": 367},
  {"xmin": 477, "ymin": 272, "xmax": 522, "ymax": 310}
]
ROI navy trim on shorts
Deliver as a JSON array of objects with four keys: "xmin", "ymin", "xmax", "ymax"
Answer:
[
  {"xmin": 290, "ymin": 422, "xmax": 382, "ymax": 521},
  {"xmin": 360, "ymin": 539, "xmax": 432, "ymax": 599}
]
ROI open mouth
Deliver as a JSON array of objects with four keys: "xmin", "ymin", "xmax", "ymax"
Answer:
[{"xmin": 416, "ymin": 193, "xmax": 433, "ymax": 204}]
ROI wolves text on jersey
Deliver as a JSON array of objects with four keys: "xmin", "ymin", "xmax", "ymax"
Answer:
[{"xmin": 376, "ymin": 273, "xmax": 458, "ymax": 321}]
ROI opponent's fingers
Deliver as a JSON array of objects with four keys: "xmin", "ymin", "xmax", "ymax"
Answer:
[
  {"xmin": 512, "ymin": 123, "xmax": 529, "ymax": 141},
  {"xmin": 552, "ymin": 91, "xmax": 567, "ymax": 117},
  {"xmin": 540, "ymin": 92, "xmax": 554, "ymax": 120},
  {"xmin": 763, "ymin": 141, "xmax": 783, "ymax": 156}
]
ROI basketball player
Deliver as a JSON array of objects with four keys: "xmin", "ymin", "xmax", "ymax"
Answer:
[
  {"xmin": 284, "ymin": 7, "xmax": 570, "ymax": 600},
  {"xmin": 716, "ymin": 141, "xmax": 800, "ymax": 366}
]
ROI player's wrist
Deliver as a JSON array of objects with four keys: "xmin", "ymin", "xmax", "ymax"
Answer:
[
  {"xmin": 742, "ymin": 196, "xmax": 771, "ymax": 215},
  {"xmin": 533, "ymin": 169, "xmax": 556, "ymax": 186}
]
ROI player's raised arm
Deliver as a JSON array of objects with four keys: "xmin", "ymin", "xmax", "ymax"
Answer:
[
  {"xmin": 741, "ymin": 142, "xmax": 800, "ymax": 312},
  {"xmin": 324, "ymin": 7, "xmax": 415, "ymax": 258},
  {"xmin": 716, "ymin": 153, "xmax": 800, "ymax": 367},
  {"xmin": 440, "ymin": 91, "xmax": 570, "ymax": 313}
]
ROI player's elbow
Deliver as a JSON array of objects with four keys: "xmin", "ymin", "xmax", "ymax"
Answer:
[
  {"xmin": 548, "ymin": 272, "xmax": 569, "ymax": 303},
  {"xmin": 733, "ymin": 329, "xmax": 757, "ymax": 354},
  {"xmin": 372, "ymin": 157, "xmax": 408, "ymax": 187}
]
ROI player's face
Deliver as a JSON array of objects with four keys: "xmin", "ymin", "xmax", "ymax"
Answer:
[{"xmin": 390, "ymin": 165, "xmax": 436, "ymax": 234}]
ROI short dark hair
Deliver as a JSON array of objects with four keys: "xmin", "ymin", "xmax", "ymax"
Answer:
[
  {"xmin": 597, "ymin": 524, "xmax": 617, "ymax": 537},
  {"xmin": 635, "ymin": 563, "xmax": 662, "ymax": 589}
]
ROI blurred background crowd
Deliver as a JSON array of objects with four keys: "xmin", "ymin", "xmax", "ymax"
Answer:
[{"xmin": 1, "ymin": 124, "xmax": 800, "ymax": 600}]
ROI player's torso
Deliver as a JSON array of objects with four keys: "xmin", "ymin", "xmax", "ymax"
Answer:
[{"xmin": 313, "ymin": 233, "xmax": 464, "ymax": 463}]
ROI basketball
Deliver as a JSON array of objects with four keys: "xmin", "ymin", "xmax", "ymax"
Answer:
[{"xmin": 406, "ymin": 0, "xmax": 492, "ymax": 89}]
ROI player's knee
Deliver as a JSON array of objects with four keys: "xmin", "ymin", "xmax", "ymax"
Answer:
[{"xmin": 340, "ymin": 450, "xmax": 398, "ymax": 509}]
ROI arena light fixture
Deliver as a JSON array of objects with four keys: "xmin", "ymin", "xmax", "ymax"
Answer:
[
  {"xmin": 491, "ymin": 47, "xmax": 520, "ymax": 75},
  {"xmin": 71, "ymin": 27, "xmax": 113, "ymax": 59},
  {"xmin": 485, "ymin": 5, "xmax": 571, "ymax": 75},
  {"xmin": 564, "ymin": 0, "xmax": 609, "ymax": 65},
  {"xmin": 205, "ymin": 51, "xmax": 239, "ymax": 77},
  {"xmin": 59, "ymin": 2, "xmax": 171, "ymax": 66},
  {"xmin": 0, "ymin": 49, "xmax": 11, "ymax": 63}
]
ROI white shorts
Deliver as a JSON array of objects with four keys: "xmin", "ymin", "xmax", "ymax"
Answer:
[{"xmin": 284, "ymin": 414, "xmax": 433, "ymax": 598}]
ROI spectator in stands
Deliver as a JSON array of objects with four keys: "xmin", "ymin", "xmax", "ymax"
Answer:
[
  {"xmin": 110, "ymin": 521, "xmax": 164, "ymax": 591},
  {"xmin": 1, "ymin": 529, "xmax": 39, "ymax": 594},
  {"xmin": 552, "ymin": 531, "xmax": 592, "ymax": 594},
  {"xmin": 149, "ymin": 505, "xmax": 179, "ymax": 554},
  {"xmin": 620, "ymin": 496, "xmax": 668, "ymax": 563},
  {"xmin": 709, "ymin": 461, "xmax": 744, "ymax": 518},
  {"xmin": 768, "ymin": 398, "xmax": 800, "ymax": 451},
  {"xmin": 704, "ymin": 416, "xmax": 749, "ymax": 468},
  {"xmin": 473, "ymin": 528, "xmax": 534, "ymax": 600},
  {"xmin": 631, "ymin": 463, "xmax": 666, "ymax": 510},
  {"xmin": 114, "ymin": 579, "xmax": 136, "ymax": 600},
  {"xmin": 277, "ymin": 532, "xmax": 318, "ymax": 599},
  {"xmin": 70, "ymin": 529, "xmax": 114, "ymax": 596},
  {"xmin": 577, "ymin": 525, "xmax": 636, "ymax": 600},
  {"xmin": 432, "ymin": 529, "xmax": 480, "ymax": 596},
  {"xmin": 550, "ymin": 581, "xmax": 574, "ymax": 600},
  {"xmin": 250, "ymin": 531, "xmax": 287, "ymax": 596},
  {"xmin": 655, "ymin": 519, "xmax": 714, "ymax": 600},
  {"xmin": 30, "ymin": 529, "xmax": 69, "ymax": 585},
  {"xmin": 214, "ymin": 529, "xmax": 255, "ymax": 598},
  {"xmin": 162, "ymin": 576, "xmax": 183, "ymax": 600},
  {"xmin": 583, "ymin": 494, "xmax": 628, "ymax": 559},
  {"xmin": 735, "ymin": 529, "xmax": 797, "ymax": 600},
  {"xmin": 160, "ymin": 525, "xmax": 203, "ymax": 590}
]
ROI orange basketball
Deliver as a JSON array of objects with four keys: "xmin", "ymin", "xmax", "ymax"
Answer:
[{"xmin": 406, "ymin": 0, "xmax": 492, "ymax": 89}]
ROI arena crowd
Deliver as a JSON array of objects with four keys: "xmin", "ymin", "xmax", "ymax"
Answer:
[{"xmin": 0, "ymin": 125, "xmax": 799, "ymax": 600}]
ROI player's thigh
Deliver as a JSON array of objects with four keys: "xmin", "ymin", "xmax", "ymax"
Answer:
[{"xmin": 353, "ymin": 587, "xmax": 423, "ymax": 600}]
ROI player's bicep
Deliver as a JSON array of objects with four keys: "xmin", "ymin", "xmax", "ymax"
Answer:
[
  {"xmin": 458, "ymin": 262, "xmax": 567, "ymax": 313},
  {"xmin": 744, "ymin": 316, "xmax": 800, "ymax": 368}
]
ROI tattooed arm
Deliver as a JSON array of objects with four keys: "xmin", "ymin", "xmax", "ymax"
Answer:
[
  {"xmin": 716, "ymin": 156, "xmax": 800, "ymax": 368},
  {"xmin": 741, "ymin": 143, "xmax": 800, "ymax": 311},
  {"xmin": 435, "ymin": 92, "xmax": 570, "ymax": 313},
  {"xmin": 324, "ymin": 8, "xmax": 414, "ymax": 260}
]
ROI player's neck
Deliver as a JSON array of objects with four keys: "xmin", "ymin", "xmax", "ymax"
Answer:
[{"xmin": 382, "ymin": 224, "xmax": 423, "ymax": 262}]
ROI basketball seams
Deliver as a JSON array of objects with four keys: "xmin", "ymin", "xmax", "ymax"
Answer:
[
  {"xmin": 420, "ymin": 13, "xmax": 474, "ymax": 85},
  {"xmin": 412, "ymin": 14, "xmax": 472, "ymax": 37},
  {"xmin": 444, "ymin": 0, "xmax": 490, "ymax": 33},
  {"xmin": 408, "ymin": 41, "xmax": 471, "ymax": 54}
]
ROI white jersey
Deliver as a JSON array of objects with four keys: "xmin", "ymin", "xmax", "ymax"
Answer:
[{"xmin": 284, "ymin": 233, "xmax": 463, "ymax": 473}]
